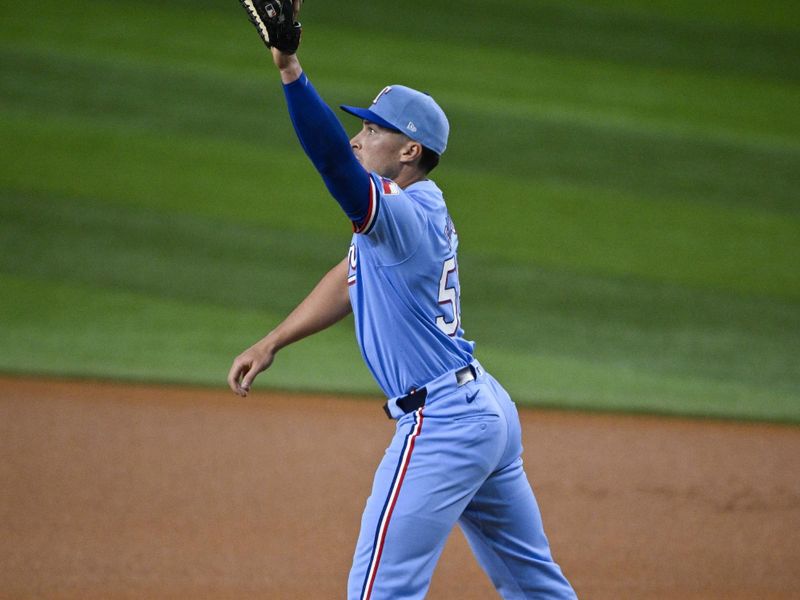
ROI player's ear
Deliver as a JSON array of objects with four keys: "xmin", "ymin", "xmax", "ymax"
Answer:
[{"xmin": 399, "ymin": 141, "xmax": 423, "ymax": 165}]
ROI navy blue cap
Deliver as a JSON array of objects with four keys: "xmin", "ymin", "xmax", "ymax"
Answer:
[{"xmin": 341, "ymin": 85, "xmax": 449, "ymax": 155}]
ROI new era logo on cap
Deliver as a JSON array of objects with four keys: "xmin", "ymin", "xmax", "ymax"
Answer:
[{"xmin": 341, "ymin": 85, "xmax": 450, "ymax": 155}]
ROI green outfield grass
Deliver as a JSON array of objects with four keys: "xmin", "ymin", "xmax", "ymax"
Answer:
[{"xmin": 1, "ymin": 0, "xmax": 798, "ymax": 421}]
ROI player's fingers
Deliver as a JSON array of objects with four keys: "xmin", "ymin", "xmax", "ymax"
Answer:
[
  {"xmin": 239, "ymin": 363, "xmax": 262, "ymax": 394},
  {"xmin": 227, "ymin": 359, "xmax": 249, "ymax": 395}
]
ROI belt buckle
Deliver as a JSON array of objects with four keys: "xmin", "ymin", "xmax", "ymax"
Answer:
[{"xmin": 455, "ymin": 364, "xmax": 477, "ymax": 387}]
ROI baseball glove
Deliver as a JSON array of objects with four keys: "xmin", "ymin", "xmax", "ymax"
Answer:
[{"xmin": 240, "ymin": 0, "xmax": 302, "ymax": 54}]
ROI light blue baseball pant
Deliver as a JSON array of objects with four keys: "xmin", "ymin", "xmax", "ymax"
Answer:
[{"xmin": 348, "ymin": 362, "xmax": 578, "ymax": 599}]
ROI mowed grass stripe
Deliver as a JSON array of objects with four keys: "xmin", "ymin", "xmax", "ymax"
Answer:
[
  {"xmin": 5, "ymin": 21, "xmax": 799, "ymax": 149},
  {"xmin": 0, "ymin": 112, "xmax": 351, "ymax": 234},
  {"xmin": 462, "ymin": 255, "xmax": 799, "ymax": 399},
  {"xmin": 480, "ymin": 346, "xmax": 798, "ymax": 422},
  {"xmin": 1, "ymin": 194, "xmax": 797, "ymax": 421},
  {"xmin": 4, "ymin": 43, "xmax": 798, "ymax": 216},
  {"xmin": 5, "ymin": 0, "xmax": 800, "ymax": 145},
  {"xmin": 439, "ymin": 169, "xmax": 800, "ymax": 300},
  {"xmin": 2, "ymin": 113, "xmax": 798, "ymax": 300},
  {"xmin": 245, "ymin": 0, "xmax": 800, "ymax": 81},
  {"xmin": 3, "ymin": 270, "xmax": 795, "ymax": 421},
  {"xmin": 0, "ymin": 192, "xmax": 345, "ymax": 315},
  {"xmin": 583, "ymin": 0, "xmax": 800, "ymax": 31},
  {"xmin": 0, "ymin": 46, "xmax": 294, "ymax": 150},
  {"xmin": 5, "ymin": 0, "xmax": 798, "ymax": 83},
  {"xmin": 0, "ymin": 274, "xmax": 370, "ymax": 393}
]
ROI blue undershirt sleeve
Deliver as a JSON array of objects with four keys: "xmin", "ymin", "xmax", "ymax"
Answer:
[{"xmin": 283, "ymin": 72, "xmax": 371, "ymax": 225}]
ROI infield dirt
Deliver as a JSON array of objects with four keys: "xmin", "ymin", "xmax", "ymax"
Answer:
[{"xmin": 1, "ymin": 376, "xmax": 798, "ymax": 599}]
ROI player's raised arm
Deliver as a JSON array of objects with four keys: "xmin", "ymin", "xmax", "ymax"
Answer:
[
  {"xmin": 239, "ymin": 0, "xmax": 374, "ymax": 231},
  {"xmin": 281, "ymin": 73, "xmax": 374, "ymax": 224}
]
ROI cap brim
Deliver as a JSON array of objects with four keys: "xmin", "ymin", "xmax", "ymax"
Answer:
[{"xmin": 339, "ymin": 105, "xmax": 400, "ymax": 133}]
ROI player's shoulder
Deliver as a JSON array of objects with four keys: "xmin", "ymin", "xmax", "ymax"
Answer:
[
  {"xmin": 406, "ymin": 180, "xmax": 447, "ymax": 219},
  {"xmin": 360, "ymin": 174, "xmax": 446, "ymax": 237}
]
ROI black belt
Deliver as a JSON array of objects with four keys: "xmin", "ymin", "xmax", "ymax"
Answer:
[{"xmin": 383, "ymin": 364, "xmax": 477, "ymax": 418}]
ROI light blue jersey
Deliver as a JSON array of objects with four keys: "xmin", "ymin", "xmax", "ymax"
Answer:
[
  {"xmin": 346, "ymin": 173, "xmax": 475, "ymax": 398},
  {"xmin": 278, "ymin": 73, "xmax": 577, "ymax": 600}
]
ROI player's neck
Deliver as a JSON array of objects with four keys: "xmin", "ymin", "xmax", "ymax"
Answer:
[{"xmin": 394, "ymin": 168, "xmax": 428, "ymax": 190}]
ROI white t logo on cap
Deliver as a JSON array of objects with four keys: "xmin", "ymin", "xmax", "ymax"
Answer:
[{"xmin": 372, "ymin": 86, "xmax": 392, "ymax": 105}]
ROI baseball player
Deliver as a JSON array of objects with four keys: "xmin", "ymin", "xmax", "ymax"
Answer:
[{"xmin": 228, "ymin": 2, "xmax": 578, "ymax": 598}]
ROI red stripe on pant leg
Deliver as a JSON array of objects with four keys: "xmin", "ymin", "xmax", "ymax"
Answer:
[{"xmin": 361, "ymin": 409, "xmax": 424, "ymax": 600}]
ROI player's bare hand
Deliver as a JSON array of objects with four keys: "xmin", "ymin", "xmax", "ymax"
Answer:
[{"xmin": 227, "ymin": 341, "xmax": 276, "ymax": 397}]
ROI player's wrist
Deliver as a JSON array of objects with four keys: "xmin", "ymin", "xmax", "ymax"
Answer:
[
  {"xmin": 257, "ymin": 333, "xmax": 281, "ymax": 356},
  {"xmin": 273, "ymin": 50, "xmax": 302, "ymax": 83}
]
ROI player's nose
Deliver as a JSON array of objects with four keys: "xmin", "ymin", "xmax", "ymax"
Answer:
[{"xmin": 350, "ymin": 129, "xmax": 365, "ymax": 148}]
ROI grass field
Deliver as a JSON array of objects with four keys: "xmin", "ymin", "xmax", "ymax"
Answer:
[{"xmin": 1, "ymin": 0, "xmax": 799, "ymax": 421}]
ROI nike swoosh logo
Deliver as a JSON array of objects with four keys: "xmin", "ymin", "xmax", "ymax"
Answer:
[{"xmin": 466, "ymin": 391, "xmax": 478, "ymax": 404}]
